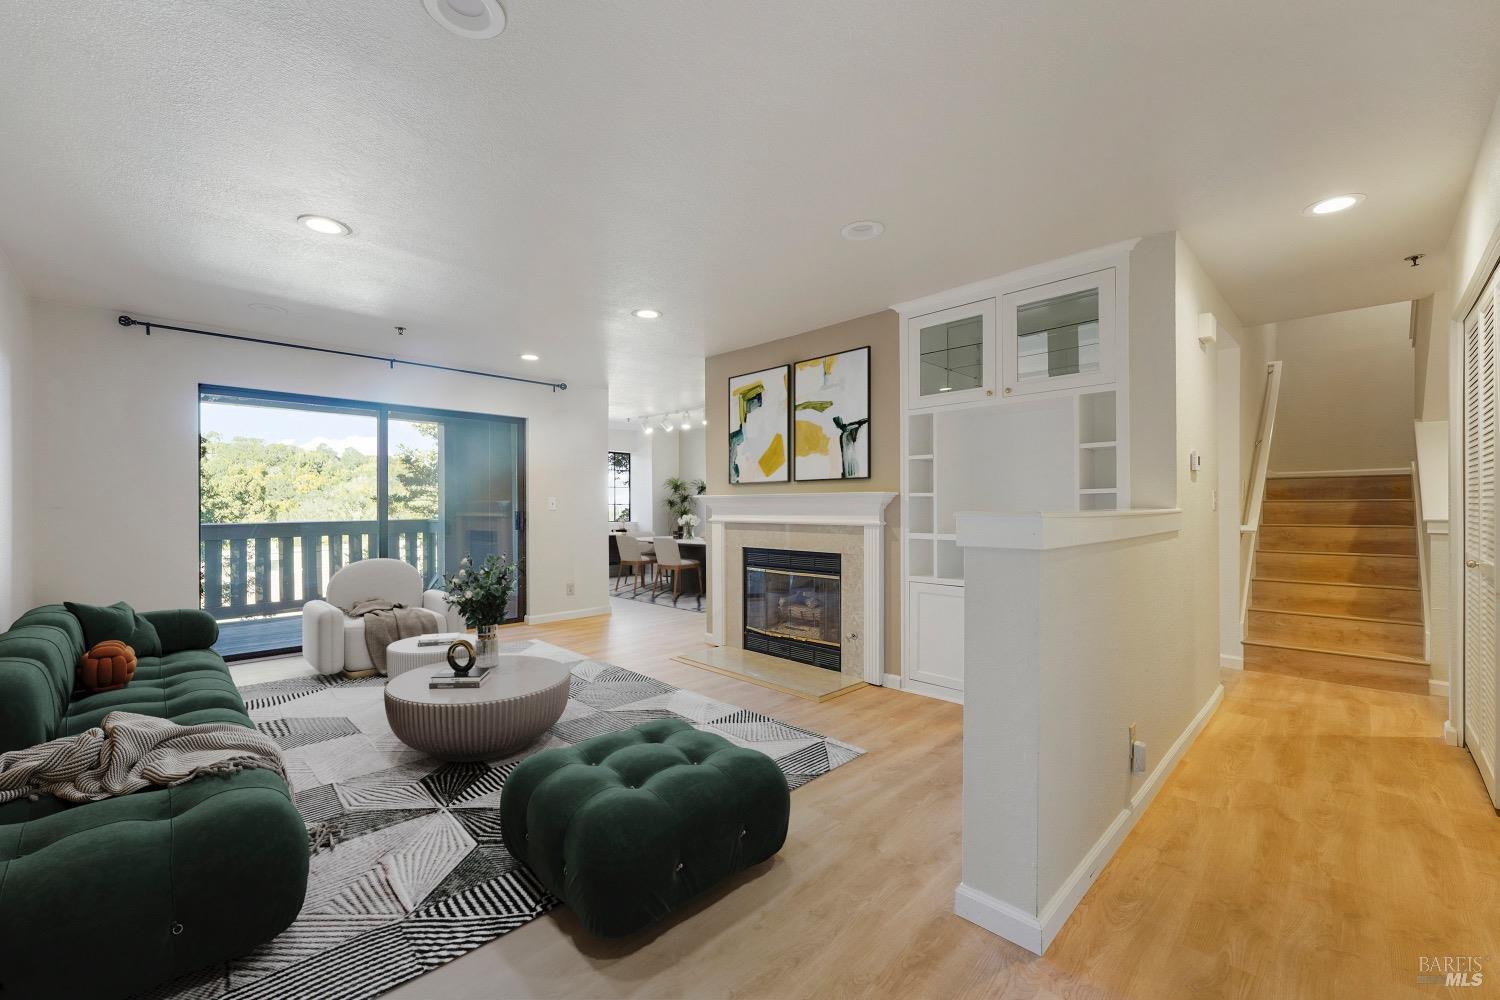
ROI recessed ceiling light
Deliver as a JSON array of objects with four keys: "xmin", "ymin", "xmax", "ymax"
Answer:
[
  {"xmin": 423, "ymin": 0, "xmax": 506, "ymax": 38},
  {"xmin": 519, "ymin": 353, "xmax": 539, "ymax": 361},
  {"xmin": 1303, "ymin": 194, "xmax": 1365, "ymax": 216},
  {"xmin": 298, "ymin": 214, "xmax": 352, "ymax": 236},
  {"xmin": 841, "ymin": 220, "xmax": 885, "ymax": 241},
  {"xmin": 632, "ymin": 309, "xmax": 661, "ymax": 319}
]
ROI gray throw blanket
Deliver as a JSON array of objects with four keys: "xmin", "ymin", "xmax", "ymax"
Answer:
[
  {"xmin": 345, "ymin": 599, "xmax": 439, "ymax": 674},
  {"xmin": 0, "ymin": 711, "xmax": 287, "ymax": 805}
]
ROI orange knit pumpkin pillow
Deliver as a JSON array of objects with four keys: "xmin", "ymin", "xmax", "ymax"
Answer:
[{"xmin": 79, "ymin": 640, "xmax": 137, "ymax": 693}]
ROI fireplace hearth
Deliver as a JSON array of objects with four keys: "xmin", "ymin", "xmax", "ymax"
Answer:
[{"xmin": 743, "ymin": 548, "xmax": 842, "ymax": 671}]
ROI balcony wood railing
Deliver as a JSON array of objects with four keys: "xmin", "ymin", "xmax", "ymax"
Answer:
[{"xmin": 200, "ymin": 518, "xmax": 440, "ymax": 620}]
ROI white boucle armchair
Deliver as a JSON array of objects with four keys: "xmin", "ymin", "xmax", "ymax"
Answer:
[{"xmin": 301, "ymin": 558, "xmax": 463, "ymax": 675}]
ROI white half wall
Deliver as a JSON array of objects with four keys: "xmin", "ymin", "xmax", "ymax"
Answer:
[
  {"xmin": 952, "ymin": 234, "xmax": 1233, "ymax": 953},
  {"xmin": 22, "ymin": 302, "xmax": 609, "ymax": 621},
  {"xmin": 0, "ymin": 248, "xmax": 29, "ymax": 626}
]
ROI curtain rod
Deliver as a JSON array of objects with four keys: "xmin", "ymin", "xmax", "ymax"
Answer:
[{"xmin": 116, "ymin": 315, "xmax": 568, "ymax": 391}]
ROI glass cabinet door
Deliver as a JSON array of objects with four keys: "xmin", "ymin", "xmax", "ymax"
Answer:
[
  {"xmin": 907, "ymin": 299, "xmax": 997, "ymax": 408},
  {"xmin": 1001, "ymin": 269, "xmax": 1115, "ymax": 397}
]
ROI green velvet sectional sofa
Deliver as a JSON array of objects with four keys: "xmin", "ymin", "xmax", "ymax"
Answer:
[{"xmin": 0, "ymin": 605, "xmax": 309, "ymax": 1000}]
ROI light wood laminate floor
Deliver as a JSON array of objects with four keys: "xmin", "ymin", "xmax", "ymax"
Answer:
[{"xmin": 358, "ymin": 600, "xmax": 1494, "ymax": 1000}]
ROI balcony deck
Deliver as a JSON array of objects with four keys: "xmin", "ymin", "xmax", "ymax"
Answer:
[{"xmin": 215, "ymin": 615, "xmax": 302, "ymax": 659}]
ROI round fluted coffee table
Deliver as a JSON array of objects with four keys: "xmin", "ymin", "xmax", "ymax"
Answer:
[{"xmin": 384, "ymin": 655, "xmax": 574, "ymax": 762}]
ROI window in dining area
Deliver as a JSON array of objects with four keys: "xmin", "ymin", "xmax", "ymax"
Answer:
[{"xmin": 608, "ymin": 451, "xmax": 632, "ymax": 522}]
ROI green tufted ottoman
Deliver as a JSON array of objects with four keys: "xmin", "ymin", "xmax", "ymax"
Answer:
[{"xmin": 500, "ymin": 717, "xmax": 790, "ymax": 938}]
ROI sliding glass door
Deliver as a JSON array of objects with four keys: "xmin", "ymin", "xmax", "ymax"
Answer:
[
  {"xmin": 385, "ymin": 408, "xmax": 524, "ymax": 620},
  {"xmin": 200, "ymin": 387, "xmax": 526, "ymax": 658}
]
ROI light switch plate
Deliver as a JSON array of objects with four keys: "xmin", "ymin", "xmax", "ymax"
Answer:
[{"xmin": 546, "ymin": 497, "xmax": 558, "ymax": 511}]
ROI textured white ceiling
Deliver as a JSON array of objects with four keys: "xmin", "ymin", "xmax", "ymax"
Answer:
[{"xmin": 1, "ymin": 1, "xmax": 1498, "ymax": 419}]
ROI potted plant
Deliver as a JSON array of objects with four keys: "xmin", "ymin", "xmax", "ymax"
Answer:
[
  {"xmin": 663, "ymin": 477, "xmax": 706, "ymax": 537},
  {"xmin": 441, "ymin": 555, "xmax": 520, "ymax": 668}
]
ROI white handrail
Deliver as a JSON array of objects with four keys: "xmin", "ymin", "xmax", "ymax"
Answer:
[
  {"xmin": 1411, "ymin": 460, "xmax": 1432, "ymax": 662},
  {"xmin": 1240, "ymin": 361, "xmax": 1283, "ymax": 532},
  {"xmin": 1238, "ymin": 361, "xmax": 1282, "ymax": 636}
]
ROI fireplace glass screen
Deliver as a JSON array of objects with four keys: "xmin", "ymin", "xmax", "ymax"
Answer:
[{"xmin": 743, "ymin": 548, "xmax": 842, "ymax": 671}]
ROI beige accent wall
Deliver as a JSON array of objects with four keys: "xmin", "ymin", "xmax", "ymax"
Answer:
[{"xmin": 705, "ymin": 310, "xmax": 901, "ymax": 678}]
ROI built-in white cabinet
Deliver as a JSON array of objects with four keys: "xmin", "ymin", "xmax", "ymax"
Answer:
[
  {"xmin": 1001, "ymin": 269, "xmax": 1116, "ymax": 398},
  {"xmin": 894, "ymin": 241, "xmax": 1137, "ymax": 703},
  {"xmin": 906, "ymin": 580, "xmax": 965, "ymax": 698},
  {"xmin": 908, "ymin": 299, "xmax": 997, "ymax": 408}
]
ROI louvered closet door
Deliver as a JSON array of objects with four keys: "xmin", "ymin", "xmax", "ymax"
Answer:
[{"xmin": 1465, "ymin": 270, "xmax": 1500, "ymax": 806}]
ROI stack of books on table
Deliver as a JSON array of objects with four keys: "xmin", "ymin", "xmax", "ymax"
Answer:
[
  {"xmin": 428, "ymin": 666, "xmax": 494, "ymax": 690},
  {"xmin": 416, "ymin": 633, "xmax": 469, "ymax": 648}
]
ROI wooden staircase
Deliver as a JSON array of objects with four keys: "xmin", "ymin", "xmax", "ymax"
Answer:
[{"xmin": 1243, "ymin": 473, "xmax": 1429, "ymax": 694}]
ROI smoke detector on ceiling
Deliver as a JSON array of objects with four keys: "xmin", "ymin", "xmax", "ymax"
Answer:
[{"xmin": 423, "ymin": 0, "xmax": 506, "ymax": 39}]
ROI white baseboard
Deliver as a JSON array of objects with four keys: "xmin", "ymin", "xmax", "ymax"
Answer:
[
  {"xmin": 1220, "ymin": 653, "xmax": 1243, "ymax": 670},
  {"xmin": 703, "ymin": 632, "xmax": 718, "ymax": 646},
  {"xmin": 1129, "ymin": 684, "xmax": 1222, "ymax": 817},
  {"xmin": 954, "ymin": 883, "xmax": 1043, "ymax": 955},
  {"xmin": 524, "ymin": 605, "xmax": 611, "ymax": 625},
  {"xmin": 957, "ymin": 683, "xmax": 1223, "ymax": 955},
  {"xmin": 1267, "ymin": 467, "xmax": 1410, "ymax": 479},
  {"xmin": 899, "ymin": 676, "xmax": 964, "ymax": 704},
  {"xmin": 881, "ymin": 672, "xmax": 903, "ymax": 689},
  {"xmin": 1445, "ymin": 720, "xmax": 1460, "ymax": 747},
  {"xmin": 1429, "ymin": 679, "xmax": 1450, "ymax": 697}
]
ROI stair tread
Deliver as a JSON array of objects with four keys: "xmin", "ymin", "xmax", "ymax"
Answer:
[
  {"xmin": 1260, "ymin": 524, "xmax": 1410, "ymax": 530},
  {"xmin": 1246, "ymin": 606, "xmax": 1422, "ymax": 626},
  {"xmin": 1251, "ymin": 576, "xmax": 1420, "ymax": 591},
  {"xmin": 1262, "ymin": 497, "xmax": 1413, "ymax": 503},
  {"xmin": 1254, "ymin": 548, "xmax": 1417, "ymax": 559},
  {"xmin": 1241, "ymin": 638, "xmax": 1428, "ymax": 666}
]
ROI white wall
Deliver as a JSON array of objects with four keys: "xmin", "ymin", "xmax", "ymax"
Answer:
[
  {"xmin": 1250, "ymin": 302, "xmax": 1416, "ymax": 473},
  {"xmin": 1174, "ymin": 234, "xmax": 1239, "ymax": 690},
  {"xmin": 0, "ymin": 248, "xmax": 29, "ymax": 625},
  {"xmin": 607, "ymin": 423, "xmax": 653, "ymax": 529},
  {"xmin": 677, "ymin": 425, "xmax": 706, "ymax": 489},
  {"xmin": 1450, "ymin": 92, "xmax": 1500, "ymax": 321},
  {"xmin": 649, "ymin": 426, "xmax": 680, "ymax": 536},
  {"xmin": 24, "ymin": 302, "xmax": 609, "ymax": 622}
]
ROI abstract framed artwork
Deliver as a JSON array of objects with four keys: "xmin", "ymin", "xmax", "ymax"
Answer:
[
  {"xmin": 793, "ymin": 346, "xmax": 871, "ymax": 481},
  {"xmin": 728, "ymin": 364, "xmax": 790, "ymax": 484}
]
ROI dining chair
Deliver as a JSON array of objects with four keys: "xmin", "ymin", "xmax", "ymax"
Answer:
[
  {"xmin": 615, "ymin": 534, "xmax": 655, "ymax": 594},
  {"xmin": 652, "ymin": 536, "xmax": 701, "ymax": 606}
]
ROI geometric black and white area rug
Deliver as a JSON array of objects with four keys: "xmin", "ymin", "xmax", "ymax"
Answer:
[{"xmin": 137, "ymin": 638, "xmax": 863, "ymax": 1000}]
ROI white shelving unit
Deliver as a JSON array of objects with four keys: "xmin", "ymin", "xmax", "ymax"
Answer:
[
  {"xmin": 894, "ymin": 240, "xmax": 1138, "ymax": 705},
  {"xmin": 1077, "ymin": 389, "xmax": 1120, "ymax": 511}
]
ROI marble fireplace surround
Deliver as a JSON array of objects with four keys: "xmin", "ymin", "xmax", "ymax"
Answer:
[{"xmin": 701, "ymin": 493, "xmax": 896, "ymax": 685}]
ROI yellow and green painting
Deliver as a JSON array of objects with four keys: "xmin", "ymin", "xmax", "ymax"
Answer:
[
  {"xmin": 793, "ymin": 346, "xmax": 870, "ymax": 480},
  {"xmin": 728, "ymin": 364, "xmax": 790, "ymax": 483}
]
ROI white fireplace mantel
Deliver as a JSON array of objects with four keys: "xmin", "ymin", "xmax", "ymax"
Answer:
[
  {"xmin": 700, "ymin": 492, "xmax": 896, "ymax": 685},
  {"xmin": 700, "ymin": 491, "xmax": 896, "ymax": 526}
]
